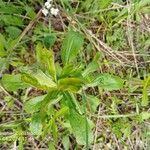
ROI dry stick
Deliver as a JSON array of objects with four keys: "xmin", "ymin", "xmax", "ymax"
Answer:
[
  {"xmin": 128, "ymin": 137, "xmax": 135, "ymax": 150},
  {"xmin": 127, "ymin": 0, "xmax": 139, "ymax": 75},
  {"xmin": 113, "ymin": 135, "xmax": 121, "ymax": 150}
]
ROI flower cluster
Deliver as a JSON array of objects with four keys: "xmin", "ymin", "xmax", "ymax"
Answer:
[{"xmin": 42, "ymin": 0, "xmax": 59, "ymax": 17}]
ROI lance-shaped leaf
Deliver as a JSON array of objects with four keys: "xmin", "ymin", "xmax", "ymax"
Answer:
[
  {"xmin": 36, "ymin": 43, "xmax": 56, "ymax": 81},
  {"xmin": 25, "ymin": 95, "xmax": 46, "ymax": 113},
  {"xmin": 30, "ymin": 113, "xmax": 42, "ymax": 136},
  {"xmin": 88, "ymin": 73, "xmax": 124, "ymax": 91},
  {"xmin": 63, "ymin": 92, "xmax": 83, "ymax": 114},
  {"xmin": 58, "ymin": 77, "xmax": 84, "ymax": 92},
  {"xmin": 142, "ymin": 76, "xmax": 150, "ymax": 107},
  {"xmin": 61, "ymin": 30, "xmax": 84, "ymax": 65},
  {"xmin": 68, "ymin": 110, "xmax": 93, "ymax": 145},
  {"xmin": 60, "ymin": 64, "xmax": 83, "ymax": 79},
  {"xmin": 2, "ymin": 74, "xmax": 29, "ymax": 91},
  {"xmin": 21, "ymin": 69, "xmax": 57, "ymax": 90}
]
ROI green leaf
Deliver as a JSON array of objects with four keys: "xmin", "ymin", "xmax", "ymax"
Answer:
[
  {"xmin": 90, "ymin": 73, "xmax": 124, "ymax": 91},
  {"xmin": 140, "ymin": 112, "xmax": 150, "ymax": 121},
  {"xmin": 40, "ymin": 90, "xmax": 62, "ymax": 116},
  {"xmin": 43, "ymin": 35, "xmax": 56, "ymax": 49},
  {"xmin": 98, "ymin": 0, "xmax": 112, "ymax": 9},
  {"xmin": 36, "ymin": 43, "xmax": 56, "ymax": 80},
  {"xmin": 82, "ymin": 52, "xmax": 100, "ymax": 77},
  {"xmin": 63, "ymin": 92, "xmax": 83, "ymax": 114},
  {"xmin": 60, "ymin": 64, "xmax": 83, "ymax": 78},
  {"xmin": 136, "ymin": 0, "xmax": 150, "ymax": 10},
  {"xmin": 141, "ymin": 76, "xmax": 150, "ymax": 107},
  {"xmin": 51, "ymin": 119, "xmax": 58, "ymax": 142},
  {"xmin": 25, "ymin": 95, "xmax": 46, "ymax": 113},
  {"xmin": 86, "ymin": 95, "xmax": 100, "ymax": 113},
  {"xmin": 142, "ymin": 88, "xmax": 148, "ymax": 107},
  {"xmin": 0, "ymin": 3, "xmax": 24, "ymax": 14},
  {"xmin": 62, "ymin": 135, "xmax": 70, "ymax": 150},
  {"xmin": 2, "ymin": 74, "xmax": 29, "ymax": 91},
  {"xmin": 55, "ymin": 106, "xmax": 69, "ymax": 118},
  {"xmin": 58, "ymin": 77, "xmax": 84, "ymax": 92},
  {"xmin": 81, "ymin": 0, "xmax": 93, "ymax": 11},
  {"xmin": 21, "ymin": 69, "xmax": 57, "ymax": 90},
  {"xmin": 30, "ymin": 113, "xmax": 42, "ymax": 136},
  {"xmin": 61, "ymin": 30, "xmax": 84, "ymax": 65},
  {"xmin": 112, "ymin": 119, "xmax": 131, "ymax": 138},
  {"xmin": 0, "ymin": 33, "xmax": 7, "ymax": 57},
  {"xmin": 5, "ymin": 26, "xmax": 21, "ymax": 39},
  {"xmin": 0, "ymin": 15, "xmax": 23, "ymax": 27},
  {"xmin": 48, "ymin": 141, "xmax": 56, "ymax": 150},
  {"xmin": 25, "ymin": 6, "xmax": 36, "ymax": 19},
  {"xmin": 47, "ymin": 95, "xmax": 63, "ymax": 109},
  {"xmin": 68, "ymin": 110, "xmax": 93, "ymax": 145},
  {"xmin": 0, "ymin": 58, "xmax": 8, "ymax": 70}
]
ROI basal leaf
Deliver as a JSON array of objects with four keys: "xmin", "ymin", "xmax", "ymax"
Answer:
[
  {"xmin": 1, "ymin": 15, "xmax": 23, "ymax": 27},
  {"xmin": 86, "ymin": 95, "xmax": 100, "ymax": 113},
  {"xmin": 36, "ymin": 43, "xmax": 56, "ymax": 80},
  {"xmin": 89, "ymin": 73, "xmax": 124, "ymax": 91},
  {"xmin": 141, "ymin": 76, "xmax": 150, "ymax": 107},
  {"xmin": 0, "ymin": 33, "xmax": 7, "ymax": 57},
  {"xmin": 25, "ymin": 95, "xmax": 46, "ymax": 113},
  {"xmin": 62, "ymin": 135, "xmax": 70, "ymax": 150},
  {"xmin": 142, "ymin": 88, "xmax": 148, "ymax": 107},
  {"xmin": 5, "ymin": 26, "xmax": 21, "ymax": 39},
  {"xmin": 25, "ymin": 6, "xmax": 36, "ymax": 19},
  {"xmin": 2, "ymin": 74, "xmax": 29, "ymax": 91},
  {"xmin": 58, "ymin": 77, "xmax": 84, "ymax": 92},
  {"xmin": 30, "ymin": 113, "xmax": 42, "ymax": 136},
  {"xmin": 60, "ymin": 64, "xmax": 83, "ymax": 78},
  {"xmin": 21, "ymin": 69, "xmax": 57, "ymax": 90},
  {"xmin": 140, "ymin": 112, "xmax": 150, "ymax": 121},
  {"xmin": 51, "ymin": 119, "xmax": 58, "ymax": 142},
  {"xmin": 68, "ymin": 110, "xmax": 93, "ymax": 145},
  {"xmin": 61, "ymin": 30, "xmax": 84, "ymax": 65},
  {"xmin": 0, "ymin": 3, "xmax": 24, "ymax": 14},
  {"xmin": 0, "ymin": 58, "xmax": 8, "ymax": 71},
  {"xmin": 63, "ymin": 92, "xmax": 83, "ymax": 114},
  {"xmin": 55, "ymin": 106, "xmax": 69, "ymax": 118}
]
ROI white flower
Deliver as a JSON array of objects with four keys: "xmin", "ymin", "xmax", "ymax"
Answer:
[
  {"xmin": 45, "ymin": 2, "xmax": 52, "ymax": 9},
  {"xmin": 42, "ymin": 8, "xmax": 49, "ymax": 16},
  {"xmin": 50, "ymin": 8, "xmax": 59, "ymax": 16}
]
